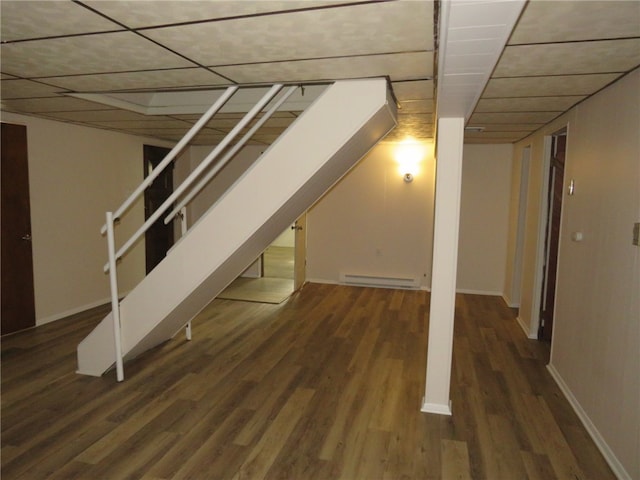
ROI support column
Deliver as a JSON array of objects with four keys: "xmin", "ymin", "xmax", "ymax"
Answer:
[{"xmin": 422, "ymin": 117, "xmax": 465, "ymax": 415}]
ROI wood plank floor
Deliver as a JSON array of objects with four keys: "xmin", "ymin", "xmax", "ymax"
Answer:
[{"xmin": 1, "ymin": 284, "xmax": 615, "ymax": 479}]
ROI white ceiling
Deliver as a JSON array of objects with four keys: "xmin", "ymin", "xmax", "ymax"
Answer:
[{"xmin": 1, "ymin": 0, "xmax": 639, "ymax": 145}]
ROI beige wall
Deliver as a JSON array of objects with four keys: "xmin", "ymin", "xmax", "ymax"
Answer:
[
  {"xmin": 458, "ymin": 144, "xmax": 513, "ymax": 294},
  {"xmin": 506, "ymin": 69, "xmax": 639, "ymax": 478},
  {"xmin": 1, "ymin": 111, "xmax": 171, "ymax": 324},
  {"xmin": 306, "ymin": 141, "xmax": 435, "ymax": 288},
  {"xmin": 306, "ymin": 141, "xmax": 513, "ymax": 293}
]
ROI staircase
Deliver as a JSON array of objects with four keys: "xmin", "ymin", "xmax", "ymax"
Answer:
[{"xmin": 77, "ymin": 78, "xmax": 397, "ymax": 378}]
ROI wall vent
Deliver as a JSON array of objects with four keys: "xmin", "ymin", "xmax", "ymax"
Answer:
[{"xmin": 339, "ymin": 273, "xmax": 419, "ymax": 289}]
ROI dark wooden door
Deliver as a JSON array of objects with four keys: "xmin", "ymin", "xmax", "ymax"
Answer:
[
  {"xmin": 143, "ymin": 145, "xmax": 174, "ymax": 274},
  {"xmin": 1, "ymin": 123, "xmax": 36, "ymax": 335},
  {"xmin": 539, "ymin": 134, "xmax": 566, "ymax": 342}
]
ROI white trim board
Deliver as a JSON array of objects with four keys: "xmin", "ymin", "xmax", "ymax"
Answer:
[
  {"xmin": 547, "ymin": 364, "xmax": 632, "ymax": 480},
  {"xmin": 516, "ymin": 316, "xmax": 537, "ymax": 339},
  {"xmin": 36, "ymin": 294, "xmax": 128, "ymax": 326},
  {"xmin": 455, "ymin": 288, "xmax": 503, "ymax": 296}
]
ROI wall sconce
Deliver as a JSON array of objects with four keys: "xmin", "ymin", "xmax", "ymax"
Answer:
[{"xmin": 395, "ymin": 138, "xmax": 424, "ymax": 183}]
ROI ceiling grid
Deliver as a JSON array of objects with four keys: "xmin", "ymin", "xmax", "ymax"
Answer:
[{"xmin": 0, "ymin": 0, "xmax": 638, "ymax": 145}]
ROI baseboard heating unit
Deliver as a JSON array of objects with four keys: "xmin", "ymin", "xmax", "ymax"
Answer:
[{"xmin": 339, "ymin": 273, "xmax": 419, "ymax": 289}]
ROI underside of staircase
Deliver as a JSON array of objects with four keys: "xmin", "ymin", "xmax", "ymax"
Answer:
[{"xmin": 77, "ymin": 78, "xmax": 397, "ymax": 377}]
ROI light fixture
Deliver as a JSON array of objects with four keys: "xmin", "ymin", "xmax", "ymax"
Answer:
[{"xmin": 394, "ymin": 138, "xmax": 425, "ymax": 183}]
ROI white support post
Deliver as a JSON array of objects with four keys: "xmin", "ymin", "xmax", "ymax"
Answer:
[
  {"xmin": 180, "ymin": 207, "xmax": 192, "ymax": 341},
  {"xmin": 422, "ymin": 117, "xmax": 465, "ymax": 415},
  {"xmin": 105, "ymin": 211, "xmax": 125, "ymax": 382}
]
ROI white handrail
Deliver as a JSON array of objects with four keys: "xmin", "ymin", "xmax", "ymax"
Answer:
[
  {"xmin": 105, "ymin": 212, "xmax": 124, "ymax": 382},
  {"xmin": 100, "ymin": 86, "xmax": 239, "ymax": 234},
  {"xmin": 103, "ymin": 83, "xmax": 284, "ymax": 271},
  {"xmin": 164, "ymin": 85, "xmax": 299, "ymax": 225}
]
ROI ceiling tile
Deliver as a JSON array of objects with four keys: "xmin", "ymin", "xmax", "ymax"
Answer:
[
  {"xmin": 398, "ymin": 99, "xmax": 434, "ymax": 114},
  {"xmin": 41, "ymin": 109, "xmax": 162, "ymax": 123},
  {"xmin": 0, "ymin": 32, "xmax": 193, "ymax": 78},
  {"xmin": 476, "ymin": 124, "xmax": 544, "ymax": 132},
  {"xmin": 465, "ymin": 131, "xmax": 529, "ymax": 139},
  {"xmin": 1, "ymin": 96, "xmax": 115, "ymax": 113},
  {"xmin": 89, "ymin": 119, "xmax": 194, "ymax": 129},
  {"xmin": 0, "ymin": 79, "xmax": 65, "ymax": 99},
  {"xmin": 43, "ymin": 68, "xmax": 230, "ymax": 93},
  {"xmin": 509, "ymin": 0, "xmax": 640, "ymax": 44},
  {"xmin": 475, "ymin": 96, "xmax": 586, "ymax": 113},
  {"xmin": 469, "ymin": 112, "xmax": 560, "ymax": 124},
  {"xmin": 391, "ymin": 80, "xmax": 434, "ymax": 101},
  {"xmin": 494, "ymin": 39, "xmax": 640, "ymax": 77},
  {"xmin": 385, "ymin": 113, "xmax": 434, "ymax": 141},
  {"xmin": 85, "ymin": 1, "xmax": 340, "ymax": 28},
  {"xmin": 0, "ymin": 1, "xmax": 122, "ymax": 42},
  {"xmin": 143, "ymin": 2, "xmax": 432, "ymax": 66},
  {"xmin": 482, "ymin": 74, "xmax": 622, "ymax": 97},
  {"xmin": 214, "ymin": 52, "xmax": 433, "ymax": 84}
]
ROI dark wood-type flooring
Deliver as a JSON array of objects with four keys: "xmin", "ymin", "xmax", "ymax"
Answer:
[{"xmin": 1, "ymin": 284, "xmax": 614, "ymax": 479}]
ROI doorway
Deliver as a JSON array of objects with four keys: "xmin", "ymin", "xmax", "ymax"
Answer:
[
  {"xmin": 217, "ymin": 214, "xmax": 306, "ymax": 303},
  {"xmin": 1, "ymin": 123, "xmax": 36, "ymax": 335},
  {"xmin": 539, "ymin": 131, "xmax": 567, "ymax": 342},
  {"xmin": 143, "ymin": 145, "xmax": 174, "ymax": 274}
]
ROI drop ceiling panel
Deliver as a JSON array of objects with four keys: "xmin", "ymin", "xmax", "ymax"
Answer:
[
  {"xmin": 477, "ymin": 124, "xmax": 544, "ymax": 132},
  {"xmin": 0, "ymin": 1, "xmax": 121, "ymax": 41},
  {"xmin": 475, "ymin": 96, "xmax": 586, "ymax": 113},
  {"xmin": 464, "ymin": 130, "xmax": 529, "ymax": 141},
  {"xmin": 0, "ymin": 79, "xmax": 65, "ymax": 99},
  {"xmin": 85, "ymin": 0, "xmax": 340, "ymax": 29},
  {"xmin": 143, "ymin": 2, "xmax": 432, "ymax": 66},
  {"xmin": 482, "ymin": 74, "xmax": 622, "ymax": 98},
  {"xmin": 89, "ymin": 119, "xmax": 195, "ymax": 129},
  {"xmin": 399, "ymin": 99, "xmax": 434, "ymax": 114},
  {"xmin": 391, "ymin": 80, "xmax": 434, "ymax": 101},
  {"xmin": 0, "ymin": 32, "xmax": 193, "ymax": 78},
  {"xmin": 385, "ymin": 112, "xmax": 433, "ymax": 141},
  {"xmin": 509, "ymin": 0, "xmax": 640, "ymax": 44},
  {"xmin": 494, "ymin": 39, "xmax": 640, "ymax": 77},
  {"xmin": 1, "ymin": 96, "xmax": 113, "ymax": 113},
  {"xmin": 469, "ymin": 112, "xmax": 560, "ymax": 124},
  {"xmin": 41, "ymin": 109, "xmax": 166, "ymax": 123},
  {"xmin": 43, "ymin": 68, "xmax": 229, "ymax": 93},
  {"xmin": 215, "ymin": 52, "xmax": 433, "ymax": 84}
]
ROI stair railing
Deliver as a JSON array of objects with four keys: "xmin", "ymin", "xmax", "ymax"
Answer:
[{"xmin": 102, "ymin": 83, "xmax": 300, "ymax": 381}]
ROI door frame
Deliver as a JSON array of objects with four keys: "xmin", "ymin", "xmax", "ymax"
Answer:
[
  {"xmin": 532, "ymin": 127, "xmax": 568, "ymax": 344},
  {"xmin": 293, "ymin": 212, "xmax": 307, "ymax": 291}
]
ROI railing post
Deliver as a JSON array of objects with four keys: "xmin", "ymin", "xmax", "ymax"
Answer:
[
  {"xmin": 106, "ymin": 211, "xmax": 125, "ymax": 381},
  {"xmin": 179, "ymin": 207, "xmax": 192, "ymax": 341}
]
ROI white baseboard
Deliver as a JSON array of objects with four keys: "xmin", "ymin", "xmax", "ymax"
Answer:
[
  {"xmin": 36, "ymin": 295, "xmax": 122, "ymax": 326},
  {"xmin": 516, "ymin": 316, "xmax": 537, "ymax": 339},
  {"xmin": 420, "ymin": 397, "xmax": 452, "ymax": 416},
  {"xmin": 546, "ymin": 364, "xmax": 631, "ymax": 480},
  {"xmin": 307, "ymin": 277, "xmax": 430, "ymax": 291},
  {"xmin": 455, "ymin": 288, "xmax": 503, "ymax": 296},
  {"xmin": 502, "ymin": 294, "xmax": 520, "ymax": 308}
]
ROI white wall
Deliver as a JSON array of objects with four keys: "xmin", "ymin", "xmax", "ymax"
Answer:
[
  {"xmin": 506, "ymin": 69, "xmax": 639, "ymax": 479},
  {"xmin": 457, "ymin": 144, "xmax": 513, "ymax": 294},
  {"xmin": 1, "ymin": 111, "xmax": 172, "ymax": 324},
  {"xmin": 307, "ymin": 141, "xmax": 436, "ymax": 289}
]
